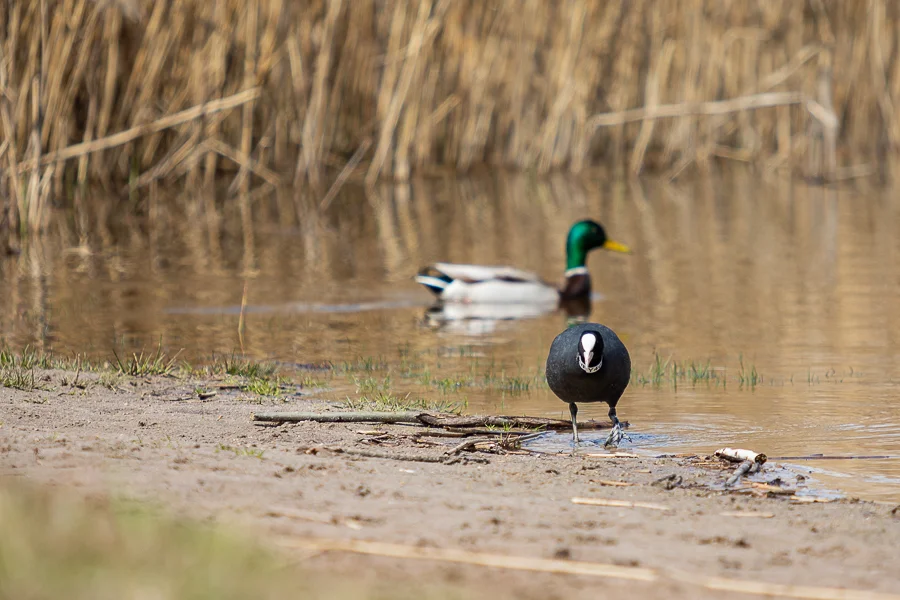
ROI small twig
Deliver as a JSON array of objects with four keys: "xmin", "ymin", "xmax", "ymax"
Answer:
[
  {"xmin": 591, "ymin": 480, "xmax": 634, "ymax": 487},
  {"xmin": 412, "ymin": 430, "xmax": 467, "ymax": 438},
  {"xmin": 445, "ymin": 436, "xmax": 495, "ymax": 455},
  {"xmin": 571, "ymin": 497, "xmax": 672, "ymax": 512},
  {"xmin": 720, "ymin": 511, "xmax": 775, "ymax": 519}
]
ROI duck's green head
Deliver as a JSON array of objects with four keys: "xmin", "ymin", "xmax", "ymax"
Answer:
[{"xmin": 565, "ymin": 219, "xmax": 630, "ymax": 270}]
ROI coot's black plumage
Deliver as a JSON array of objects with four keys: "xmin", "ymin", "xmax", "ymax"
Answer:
[{"xmin": 545, "ymin": 322, "xmax": 631, "ymax": 446}]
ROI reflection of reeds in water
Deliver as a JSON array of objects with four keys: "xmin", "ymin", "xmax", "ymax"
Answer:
[
  {"xmin": 3, "ymin": 1, "xmax": 900, "ymax": 236},
  {"xmin": 2, "ymin": 169, "xmax": 900, "ymax": 381}
]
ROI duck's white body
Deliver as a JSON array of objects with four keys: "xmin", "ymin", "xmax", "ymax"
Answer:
[{"xmin": 415, "ymin": 262, "xmax": 560, "ymax": 305}]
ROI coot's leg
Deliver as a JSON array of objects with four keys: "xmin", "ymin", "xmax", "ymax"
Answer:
[{"xmin": 569, "ymin": 402, "xmax": 579, "ymax": 443}]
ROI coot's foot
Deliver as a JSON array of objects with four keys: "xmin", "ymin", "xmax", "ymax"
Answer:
[{"xmin": 603, "ymin": 422, "xmax": 632, "ymax": 448}]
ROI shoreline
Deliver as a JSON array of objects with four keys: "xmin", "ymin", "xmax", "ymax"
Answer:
[{"xmin": 2, "ymin": 366, "xmax": 899, "ymax": 598}]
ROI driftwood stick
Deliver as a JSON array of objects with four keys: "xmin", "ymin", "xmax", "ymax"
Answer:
[
  {"xmin": 20, "ymin": 88, "xmax": 261, "ymax": 171},
  {"xmin": 715, "ymin": 447, "xmax": 768, "ymax": 464},
  {"xmin": 277, "ymin": 538, "xmax": 900, "ymax": 600}
]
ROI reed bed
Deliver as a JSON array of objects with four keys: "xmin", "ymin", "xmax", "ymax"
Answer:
[{"xmin": 1, "ymin": 0, "xmax": 899, "ymax": 235}]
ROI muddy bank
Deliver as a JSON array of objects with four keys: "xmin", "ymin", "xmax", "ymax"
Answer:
[{"xmin": 1, "ymin": 369, "xmax": 899, "ymax": 599}]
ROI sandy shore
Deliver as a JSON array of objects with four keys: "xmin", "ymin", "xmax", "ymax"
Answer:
[{"xmin": 1, "ymin": 369, "xmax": 899, "ymax": 599}]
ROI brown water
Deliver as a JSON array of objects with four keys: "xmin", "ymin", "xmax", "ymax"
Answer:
[{"xmin": 2, "ymin": 167, "xmax": 900, "ymax": 502}]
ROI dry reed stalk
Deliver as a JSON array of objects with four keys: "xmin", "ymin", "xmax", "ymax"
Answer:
[
  {"xmin": 366, "ymin": 0, "xmax": 450, "ymax": 186},
  {"xmin": 235, "ymin": 0, "xmax": 258, "ymax": 196},
  {"xmin": 202, "ymin": 0, "xmax": 227, "ymax": 188},
  {"xmin": 319, "ymin": 138, "xmax": 371, "ymax": 211},
  {"xmin": 296, "ymin": 0, "xmax": 343, "ymax": 188},
  {"xmin": 588, "ymin": 92, "xmax": 807, "ymax": 129},
  {"xmin": 0, "ymin": 4, "xmax": 23, "ymax": 227},
  {"xmin": 19, "ymin": 87, "xmax": 260, "ymax": 170},
  {"xmin": 204, "ymin": 138, "xmax": 280, "ymax": 187}
]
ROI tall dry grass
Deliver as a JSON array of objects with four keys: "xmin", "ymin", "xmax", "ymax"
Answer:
[{"xmin": 0, "ymin": 0, "xmax": 899, "ymax": 235}]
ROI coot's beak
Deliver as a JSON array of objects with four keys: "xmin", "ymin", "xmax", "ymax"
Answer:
[{"xmin": 602, "ymin": 239, "xmax": 631, "ymax": 254}]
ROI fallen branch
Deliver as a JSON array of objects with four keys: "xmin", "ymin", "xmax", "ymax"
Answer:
[
  {"xmin": 253, "ymin": 410, "xmax": 613, "ymax": 431},
  {"xmin": 278, "ymin": 537, "xmax": 900, "ymax": 600},
  {"xmin": 322, "ymin": 446, "xmax": 488, "ymax": 465},
  {"xmin": 20, "ymin": 88, "xmax": 261, "ymax": 171},
  {"xmin": 571, "ymin": 497, "xmax": 671, "ymax": 511}
]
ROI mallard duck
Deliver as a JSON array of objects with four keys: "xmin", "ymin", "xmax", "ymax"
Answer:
[
  {"xmin": 545, "ymin": 322, "xmax": 632, "ymax": 447},
  {"xmin": 414, "ymin": 220, "xmax": 629, "ymax": 305}
]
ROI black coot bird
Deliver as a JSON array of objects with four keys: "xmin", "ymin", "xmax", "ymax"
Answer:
[{"xmin": 545, "ymin": 322, "xmax": 631, "ymax": 447}]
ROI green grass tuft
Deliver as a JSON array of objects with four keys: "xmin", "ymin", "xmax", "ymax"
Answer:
[
  {"xmin": 344, "ymin": 391, "xmax": 464, "ymax": 414},
  {"xmin": 113, "ymin": 341, "xmax": 182, "ymax": 377}
]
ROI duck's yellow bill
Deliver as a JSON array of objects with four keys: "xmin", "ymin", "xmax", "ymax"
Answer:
[{"xmin": 603, "ymin": 239, "xmax": 631, "ymax": 254}]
